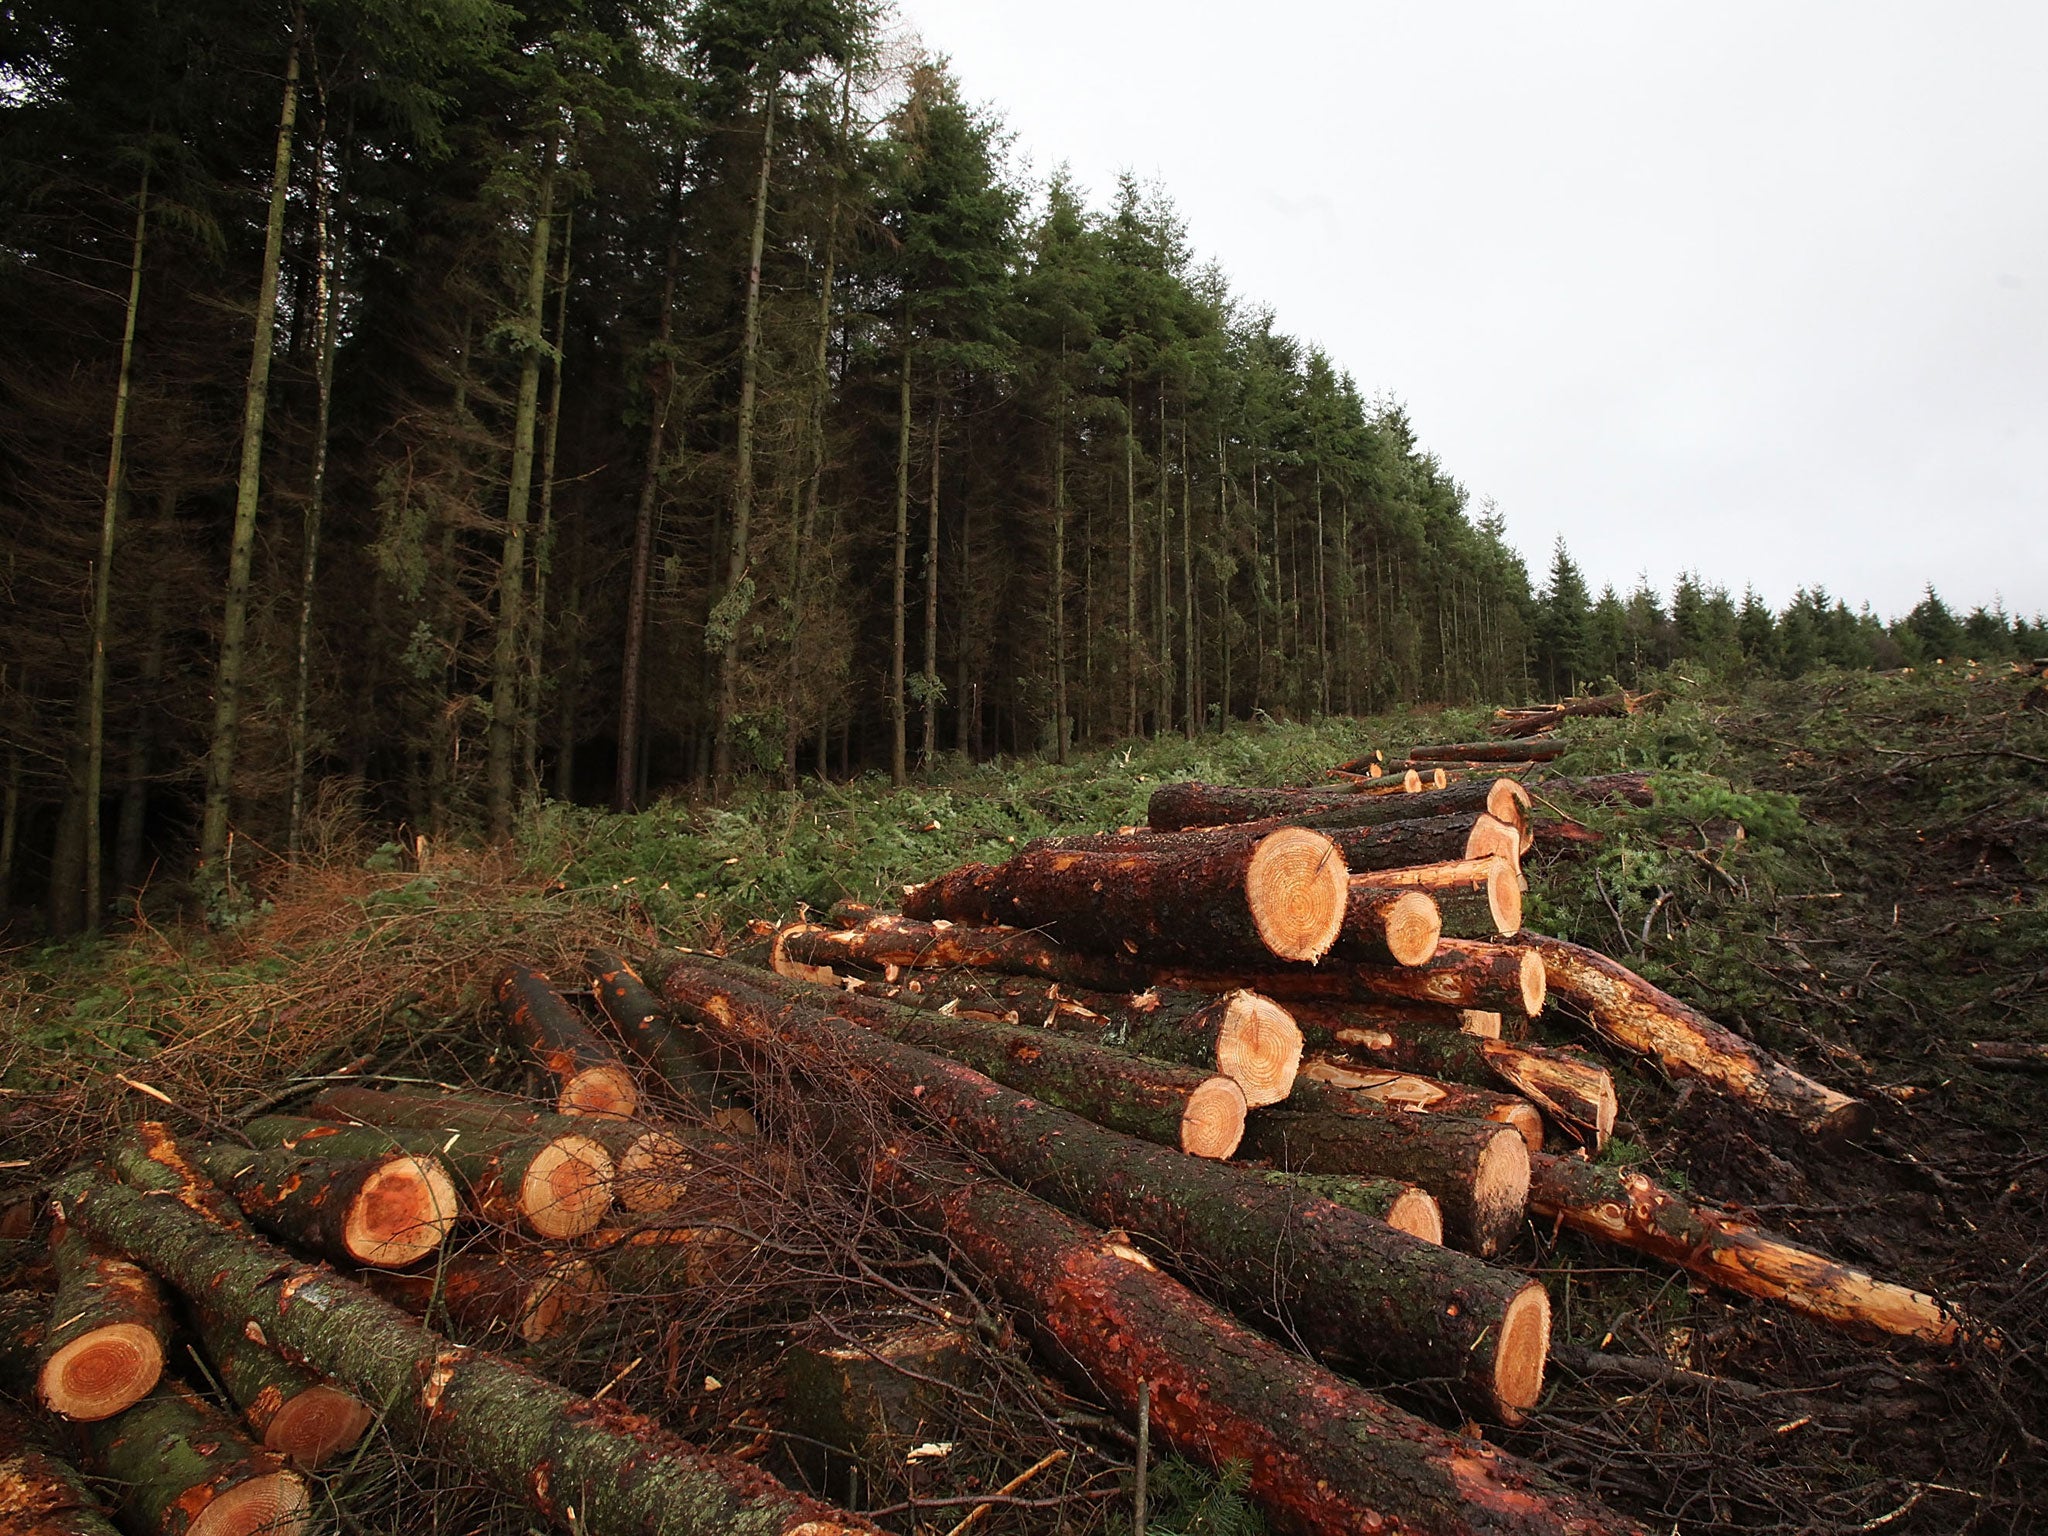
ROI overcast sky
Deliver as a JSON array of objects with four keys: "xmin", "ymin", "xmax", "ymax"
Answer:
[{"xmin": 888, "ymin": 2, "xmax": 2047, "ymax": 620}]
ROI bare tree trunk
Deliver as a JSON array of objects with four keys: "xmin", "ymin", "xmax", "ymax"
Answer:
[
  {"xmin": 1156, "ymin": 375, "xmax": 1170, "ymax": 735},
  {"xmin": 615, "ymin": 204, "xmax": 677, "ymax": 811},
  {"xmin": 1181, "ymin": 408, "xmax": 1195, "ymax": 740},
  {"xmin": 1314, "ymin": 463, "xmax": 1328, "ymax": 715},
  {"xmin": 0, "ymin": 666, "xmax": 22, "ymax": 910},
  {"xmin": 200, "ymin": 40, "xmax": 298, "ymax": 867},
  {"xmin": 80, "ymin": 162, "xmax": 149, "ymax": 926},
  {"xmin": 115, "ymin": 543, "xmax": 168, "ymax": 897},
  {"xmin": 1125, "ymin": 378, "xmax": 1139, "ymax": 737},
  {"xmin": 712, "ymin": 82, "xmax": 778, "ymax": 785},
  {"xmin": 287, "ymin": 134, "xmax": 339, "ymax": 859},
  {"xmin": 524, "ymin": 209, "xmax": 572, "ymax": 793},
  {"xmin": 920, "ymin": 390, "xmax": 941, "ymax": 764},
  {"xmin": 486, "ymin": 134, "xmax": 555, "ymax": 833},
  {"xmin": 889, "ymin": 338, "xmax": 911, "ymax": 786},
  {"xmin": 552, "ymin": 510, "xmax": 584, "ymax": 801},
  {"xmin": 1051, "ymin": 343, "xmax": 1069, "ymax": 763}
]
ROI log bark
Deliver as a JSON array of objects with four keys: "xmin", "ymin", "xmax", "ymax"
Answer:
[
  {"xmin": 1333, "ymin": 885, "xmax": 1441, "ymax": 966},
  {"xmin": 238, "ymin": 1116, "xmax": 611, "ymax": 1241},
  {"xmin": 496, "ymin": 963, "xmax": 639, "ymax": 1119},
  {"xmin": 775, "ymin": 915, "xmax": 1156, "ymax": 991},
  {"xmin": 1530, "ymin": 1153, "xmax": 1960, "ymax": 1344},
  {"xmin": 662, "ymin": 962, "xmax": 1554, "ymax": 1422},
  {"xmin": 1255, "ymin": 1171, "xmax": 1443, "ymax": 1246},
  {"xmin": 195, "ymin": 1307, "xmax": 372, "ymax": 1470},
  {"xmin": 36, "ymin": 1217, "xmax": 166, "ymax": 1421},
  {"xmin": 777, "ymin": 958, "xmax": 1305, "ymax": 1108},
  {"xmin": 1146, "ymin": 780, "xmax": 1375, "ymax": 829},
  {"xmin": 780, "ymin": 1321, "xmax": 974, "ymax": 1481},
  {"xmin": 1524, "ymin": 772, "xmax": 1654, "ymax": 808},
  {"xmin": 1524, "ymin": 935, "xmax": 1871, "ymax": 1139},
  {"xmin": 1244, "ymin": 1084, "xmax": 1531, "ymax": 1257},
  {"xmin": 902, "ymin": 825, "xmax": 1349, "ymax": 965},
  {"xmin": 1289, "ymin": 1007, "xmax": 1616, "ymax": 1149},
  {"xmin": 584, "ymin": 949, "xmax": 728, "ymax": 1114},
  {"xmin": 365, "ymin": 1250, "xmax": 608, "ymax": 1344},
  {"xmin": 1407, "ymin": 741, "xmax": 1566, "ymax": 763},
  {"xmin": 304, "ymin": 1087, "xmax": 702, "ymax": 1214},
  {"xmin": 1186, "ymin": 938, "xmax": 1545, "ymax": 1019},
  {"xmin": 0, "ymin": 1397, "xmax": 123, "ymax": 1535},
  {"xmin": 1356, "ymin": 856, "xmax": 1521, "ymax": 937},
  {"xmin": 1299, "ymin": 1057, "xmax": 1545, "ymax": 1152},
  {"xmin": 191, "ymin": 1142, "xmax": 457, "ymax": 1267},
  {"xmin": 84, "ymin": 1380, "xmax": 310, "ymax": 1536},
  {"xmin": 589, "ymin": 1221, "xmax": 755, "ymax": 1295},
  {"xmin": 1961, "ymin": 1040, "xmax": 2048, "ymax": 1070},
  {"xmin": 57, "ymin": 1155, "xmax": 871, "ymax": 1536},
  {"xmin": 1152, "ymin": 777, "xmax": 1528, "ymax": 837},
  {"xmin": 1490, "ymin": 693, "xmax": 1651, "ymax": 738}
]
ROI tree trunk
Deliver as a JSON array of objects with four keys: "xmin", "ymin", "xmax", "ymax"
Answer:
[
  {"xmin": 1355, "ymin": 856, "xmax": 1522, "ymax": 939},
  {"xmin": 616, "ymin": 213, "xmax": 677, "ymax": 811},
  {"xmin": 712, "ymin": 83, "xmax": 778, "ymax": 784},
  {"xmin": 57, "ymin": 1159, "xmax": 873, "ymax": 1536},
  {"xmin": 238, "ymin": 1116, "xmax": 610, "ymax": 1242},
  {"xmin": 1298, "ymin": 1056, "xmax": 1544, "ymax": 1151},
  {"xmin": 889, "ymin": 340, "xmax": 911, "ymax": 786},
  {"xmin": 661, "ymin": 963, "xmax": 1554, "ymax": 1424},
  {"xmin": 1525, "ymin": 935, "xmax": 1871, "ymax": 1139},
  {"xmin": 286, "ymin": 135, "xmax": 339, "ymax": 859},
  {"xmin": 486, "ymin": 135, "xmax": 555, "ymax": 833},
  {"xmin": 200, "ymin": 43, "xmax": 298, "ymax": 867},
  {"xmin": 525, "ymin": 208, "xmax": 574, "ymax": 791},
  {"xmin": 84, "ymin": 1381, "xmax": 310, "ymax": 1536},
  {"xmin": 191, "ymin": 1142, "xmax": 455, "ymax": 1267},
  {"xmin": 195, "ymin": 1307, "xmax": 372, "ymax": 1470},
  {"xmin": 0, "ymin": 1398, "xmax": 123, "ymax": 1535},
  {"xmin": 1187, "ymin": 937, "xmax": 1546, "ymax": 1018},
  {"xmin": 1259, "ymin": 1170, "xmax": 1442, "ymax": 1245},
  {"xmin": 1530, "ymin": 1152, "xmax": 1959, "ymax": 1343},
  {"xmin": 1155, "ymin": 375, "xmax": 1170, "ymax": 733},
  {"xmin": 1051, "ymin": 346, "xmax": 1069, "ymax": 762},
  {"xmin": 1125, "ymin": 377, "xmax": 1138, "ymax": 737},
  {"xmin": 775, "ymin": 914, "xmax": 1158, "ymax": 992},
  {"xmin": 1290, "ymin": 1004, "xmax": 1616, "ymax": 1148},
  {"xmin": 901, "ymin": 825, "xmax": 1349, "ymax": 965},
  {"xmin": 1406, "ymin": 740, "xmax": 1565, "ymax": 764},
  {"xmin": 494, "ymin": 963, "xmax": 638, "ymax": 1118},
  {"xmin": 364, "ymin": 1249, "xmax": 607, "ymax": 1345},
  {"xmin": 1150, "ymin": 776, "xmax": 1528, "ymax": 836},
  {"xmin": 920, "ymin": 389, "xmax": 941, "ymax": 763},
  {"xmin": 80, "ymin": 162, "xmax": 149, "ymax": 926},
  {"xmin": 1333, "ymin": 886, "xmax": 1441, "ymax": 967},
  {"xmin": 36, "ymin": 1217, "xmax": 165, "ymax": 1421}
]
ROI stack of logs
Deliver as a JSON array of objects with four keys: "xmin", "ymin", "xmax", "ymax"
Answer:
[{"xmin": 1, "ymin": 706, "xmax": 1973, "ymax": 1536}]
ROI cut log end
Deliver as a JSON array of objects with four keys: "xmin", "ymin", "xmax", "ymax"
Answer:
[
  {"xmin": 557, "ymin": 1064, "xmax": 639, "ymax": 1121},
  {"xmin": 1472, "ymin": 1128, "xmax": 1534, "ymax": 1255},
  {"xmin": 1212, "ymin": 991, "xmax": 1304, "ymax": 1108},
  {"xmin": 1244, "ymin": 827, "xmax": 1349, "ymax": 962},
  {"xmin": 1462, "ymin": 813, "xmax": 1523, "ymax": 868},
  {"xmin": 344, "ymin": 1155, "xmax": 457, "ymax": 1268},
  {"xmin": 38, "ymin": 1323, "xmax": 162, "ymax": 1421},
  {"xmin": 1515, "ymin": 948, "xmax": 1547, "ymax": 1016},
  {"xmin": 184, "ymin": 1469, "xmax": 311, "ymax": 1536},
  {"xmin": 614, "ymin": 1129, "xmax": 692, "ymax": 1213},
  {"xmin": 1492, "ymin": 1101, "xmax": 1546, "ymax": 1152},
  {"xmin": 1485, "ymin": 777, "xmax": 1532, "ymax": 827},
  {"xmin": 1398, "ymin": 768, "xmax": 1422, "ymax": 792},
  {"xmin": 519, "ymin": 1135, "xmax": 615, "ymax": 1240},
  {"xmin": 519, "ymin": 1257, "xmax": 607, "ymax": 1342},
  {"xmin": 1487, "ymin": 862, "xmax": 1524, "ymax": 936},
  {"xmin": 263, "ymin": 1385, "xmax": 374, "ymax": 1469},
  {"xmin": 1385, "ymin": 1187, "xmax": 1445, "ymax": 1246},
  {"xmin": 1817, "ymin": 1098, "xmax": 1876, "ymax": 1142},
  {"xmin": 1493, "ymin": 1283, "xmax": 1552, "ymax": 1423},
  {"xmin": 1179, "ymin": 1077, "xmax": 1249, "ymax": 1160},
  {"xmin": 1462, "ymin": 1010, "xmax": 1503, "ymax": 1039},
  {"xmin": 1383, "ymin": 890, "xmax": 1442, "ymax": 966}
]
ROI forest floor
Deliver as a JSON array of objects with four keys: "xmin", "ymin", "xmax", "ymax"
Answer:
[{"xmin": 1, "ymin": 663, "xmax": 2044, "ymax": 1535}]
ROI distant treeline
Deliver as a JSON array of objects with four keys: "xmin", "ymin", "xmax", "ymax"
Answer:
[{"xmin": 0, "ymin": 0, "xmax": 2035, "ymax": 935}]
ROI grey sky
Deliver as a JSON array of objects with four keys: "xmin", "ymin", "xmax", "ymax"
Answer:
[{"xmin": 890, "ymin": 2, "xmax": 2047, "ymax": 620}]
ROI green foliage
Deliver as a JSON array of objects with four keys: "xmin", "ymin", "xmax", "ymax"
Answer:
[{"xmin": 1109, "ymin": 1457, "xmax": 1266, "ymax": 1536}]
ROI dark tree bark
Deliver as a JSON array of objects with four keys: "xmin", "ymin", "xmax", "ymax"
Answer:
[
  {"xmin": 495, "ymin": 963, "xmax": 638, "ymax": 1118},
  {"xmin": 364, "ymin": 1249, "xmax": 607, "ymax": 1344},
  {"xmin": 195, "ymin": 1306, "xmax": 373, "ymax": 1470},
  {"xmin": 191, "ymin": 1141, "xmax": 456, "ymax": 1267},
  {"xmin": 35, "ymin": 1217, "xmax": 166, "ymax": 1421},
  {"xmin": 84, "ymin": 1381, "xmax": 310, "ymax": 1536},
  {"xmin": 0, "ymin": 1397, "xmax": 123, "ymax": 1535}
]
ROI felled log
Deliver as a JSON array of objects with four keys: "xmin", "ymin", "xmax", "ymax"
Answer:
[
  {"xmin": 1319, "ymin": 812, "xmax": 1523, "ymax": 875},
  {"xmin": 1043, "ymin": 806, "xmax": 1524, "ymax": 873},
  {"xmin": 1298, "ymin": 1057, "xmax": 1545, "ymax": 1152},
  {"xmin": 1151, "ymin": 776, "xmax": 1529, "ymax": 838},
  {"xmin": 191, "ymin": 1142, "xmax": 457, "ymax": 1267},
  {"xmin": 1289, "ymin": 1005, "xmax": 1616, "ymax": 1148},
  {"xmin": 84, "ymin": 1380, "xmax": 310, "ymax": 1536},
  {"xmin": 1245, "ymin": 1081, "xmax": 1532, "ymax": 1257},
  {"xmin": 1335, "ymin": 754, "xmax": 1447, "ymax": 784},
  {"xmin": 239, "ymin": 1116, "xmax": 613, "ymax": 1241},
  {"xmin": 1528, "ymin": 818, "xmax": 1606, "ymax": 856},
  {"xmin": 1962, "ymin": 1040, "xmax": 2048, "ymax": 1070},
  {"xmin": 1146, "ymin": 781, "xmax": 1379, "ymax": 829},
  {"xmin": 1525, "ymin": 935, "xmax": 1871, "ymax": 1139},
  {"xmin": 1526, "ymin": 772, "xmax": 1654, "ymax": 808},
  {"xmin": 743, "ymin": 955, "xmax": 1251, "ymax": 1157},
  {"xmin": 36, "ymin": 1217, "xmax": 166, "ymax": 1421},
  {"xmin": 1256, "ymin": 1172, "xmax": 1443, "ymax": 1245},
  {"xmin": 780, "ymin": 1321, "xmax": 976, "ymax": 1486},
  {"xmin": 496, "ymin": 963, "xmax": 639, "ymax": 1119},
  {"xmin": 588, "ymin": 1221, "xmax": 753, "ymax": 1294},
  {"xmin": 902, "ymin": 825, "xmax": 1351, "ymax": 966},
  {"xmin": 1191, "ymin": 938, "xmax": 1546, "ymax": 1019},
  {"xmin": 780, "ymin": 957, "xmax": 1305, "ymax": 1108},
  {"xmin": 1530, "ymin": 1153, "xmax": 1960, "ymax": 1344},
  {"xmin": 1356, "ymin": 855, "xmax": 1522, "ymax": 936},
  {"xmin": 306, "ymin": 1086, "xmax": 696, "ymax": 1214},
  {"xmin": 0, "ymin": 1397, "xmax": 123, "ymax": 1535},
  {"xmin": 1333, "ymin": 886, "xmax": 1441, "ymax": 967},
  {"xmin": 1491, "ymin": 692, "xmax": 1650, "ymax": 738},
  {"xmin": 776, "ymin": 914, "xmax": 1155, "ymax": 991},
  {"xmin": 590, "ymin": 952, "xmax": 760, "ymax": 1137},
  {"xmin": 55, "ymin": 1157, "xmax": 875, "ymax": 1536},
  {"xmin": 663, "ymin": 962, "xmax": 1555, "ymax": 1422},
  {"xmin": 365, "ymin": 1250, "xmax": 609, "ymax": 1344},
  {"xmin": 1407, "ymin": 740, "xmax": 1566, "ymax": 763},
  {"xmin": 196, "ymin": 1308, "xmax": 372, "ymax": 1470}
]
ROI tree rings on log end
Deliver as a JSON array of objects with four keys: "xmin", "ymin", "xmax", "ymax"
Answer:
[
  {"xmin": 1382, "ymin": 891, "xmax": 1442, "ymax": 966},
  {"xmin": 1462, "ymin": 814, "xmax": 1523, "ymax": 869},
  {"xmin": 1491, "ymin": 1101, "xmax": 1546, "ymax": 1153},
  {"xmin": 262, "ymin": 1385, "xmax": 373, "ymax": 1469},
  {"xmin": 1492, "ymin": 1283, "xmax": 1552, "ymax": 1423},
  {"xmin": 1462, "ymin": 1010, "xmax": 1503, "ymax": 1038},
  {"xmin": 518, "ymin": 1257, "xmax": 607, "ymax": 1342},
  {"xmin": 1212, "ymin": 991, "xmax": 1303, "ymax": 1107},
  {"xmin": 39, "ymin": 1323, "xmax": 162, "ymax": 1421},
  {"xmin": 344, "ymin": 1155, "xmax": 457, "ymax": 1268},
  {"xmin": 613, "ymin": 1129, "xmax": 691, "ymax": 1213},
  {"xmin": 1386, "ymin": 1187, "xmax": 1445, "ymax": 1246},
  {"xmin": 1245, "ymin": 827, "xmax": 1348, "ymax": 961},
  {"xmin": 1815, "ymin": 1098, "xmax": 1876, "ymax": 1142},
  {"xmin": 1179, "ymin": 1077, "xmax": 1249, "ymax": 1159},
  {"xmin": 1470, "ymin": 1128, "xmax": 1533, "ymax": 1258},
  {"xmin": 557, "ymin": 1063, "xmax": 638, "ymax": 1121},
  {"xmin": 1513, "ymin": 949, "xmax": 1547, "ymax": 1016},
  {"xmin": 184, "ymin": 1469, "xmax": 311, "ymax": 1536},
  {"xmin": 520, "ymin": 1136, "xmax": 615, "ymax": 1240}
]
